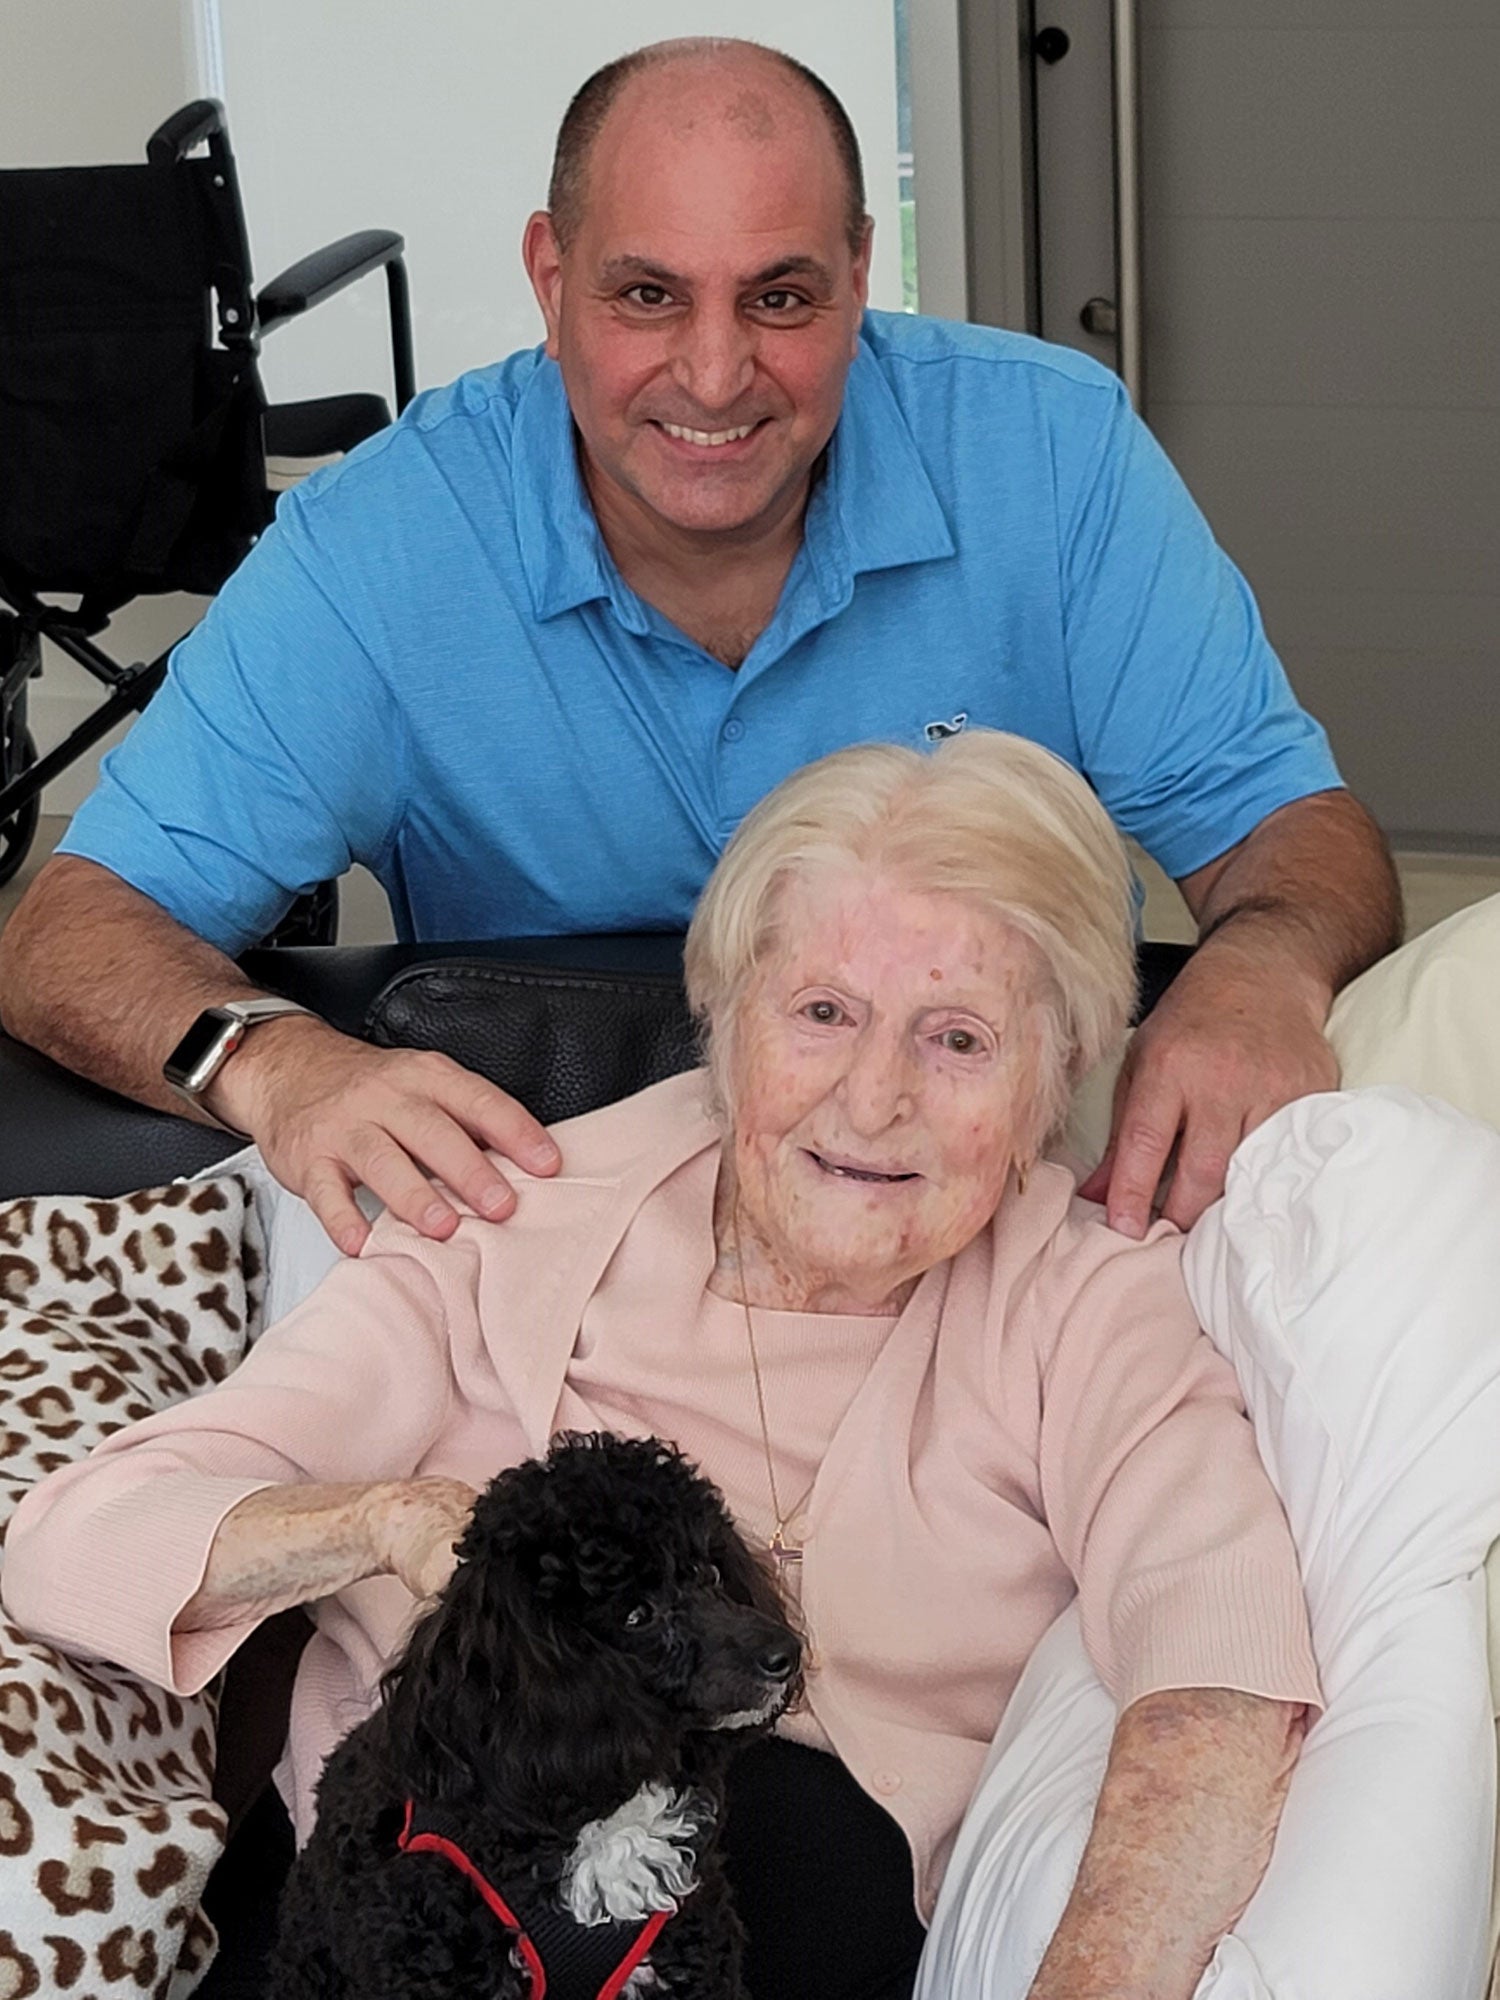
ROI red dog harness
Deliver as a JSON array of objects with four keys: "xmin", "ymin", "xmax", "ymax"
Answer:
[{"xmin": 397, "ymin": 1800, "xmax": 674, "ymax": 2000}]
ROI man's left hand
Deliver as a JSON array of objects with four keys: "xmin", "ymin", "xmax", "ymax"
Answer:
[{"xmin": 1078, "ymin": 937, "xmax": 1339, "ymax": 1237}]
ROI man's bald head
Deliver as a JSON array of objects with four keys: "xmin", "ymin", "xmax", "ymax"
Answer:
[{"xmin": 548, "ymin": 38, "xmax": 869, "ymax": 257}]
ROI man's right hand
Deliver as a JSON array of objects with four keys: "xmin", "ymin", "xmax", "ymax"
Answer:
[{"xmin": 209, "ymin": 1013, "xmax": 561, "ymax": 1255}]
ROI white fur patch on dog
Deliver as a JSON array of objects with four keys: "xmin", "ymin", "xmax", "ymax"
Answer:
[{"xmin": 561, "ymin": 1783, "xmax": 706, "ymax": 1925}]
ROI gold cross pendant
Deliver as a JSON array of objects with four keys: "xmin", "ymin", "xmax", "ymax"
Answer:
[{"xmin": 769, "ymin": 1528, "xmax": 803, "ymax": 1596}]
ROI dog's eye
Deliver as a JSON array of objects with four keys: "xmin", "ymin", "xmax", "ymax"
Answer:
[
  {"xmin": 699, "ymin": 1563, "xmax": 721, "ymax": 1587},
  {"xmin": 624, "ymin": 1603, "xmax": 654, "ymax": 1630}
]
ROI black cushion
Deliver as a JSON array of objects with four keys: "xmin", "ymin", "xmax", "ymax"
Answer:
[{"xmin": 363, "ymin": 958, "xmax": 701, "ymax": 1126}]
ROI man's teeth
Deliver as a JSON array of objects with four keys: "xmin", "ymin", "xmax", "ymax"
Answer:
[{"xmin": 660, "ymin": 421, "xmax": 757, "ymax": 447}]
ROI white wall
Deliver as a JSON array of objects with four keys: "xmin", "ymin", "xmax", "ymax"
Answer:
[{"xmin": 216, "ymin": 0, "xmax": 906, "ymax": 408}]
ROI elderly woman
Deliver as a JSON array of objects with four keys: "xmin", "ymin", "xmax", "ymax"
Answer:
[{"xmin": 3, "ymin": 731, "xmax": 1319, "ymax": 2000}]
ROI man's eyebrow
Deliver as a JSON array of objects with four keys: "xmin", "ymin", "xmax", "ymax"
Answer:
[{"xmin": 595, "ymin": 254, "xmax": 836, "ymax": 292}]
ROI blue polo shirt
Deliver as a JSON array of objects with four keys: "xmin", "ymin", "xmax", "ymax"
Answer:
[{"xmin": 61, "ymin": 311, "xmax": 1341, "ymax": 951}]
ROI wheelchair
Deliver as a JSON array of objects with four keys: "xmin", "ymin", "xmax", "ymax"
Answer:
[{"xmin": 0, "ymin": 99, "xmax": 416, "ymax": 942}]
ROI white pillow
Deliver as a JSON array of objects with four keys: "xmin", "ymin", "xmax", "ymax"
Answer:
[
  {"xmin": 920, "ymin": 1087, "xmax": 1500, "ymax": 2000},
  {"xmin": 1329, "ymin": 892, "xmax": 1500, "ymax": 1131}
]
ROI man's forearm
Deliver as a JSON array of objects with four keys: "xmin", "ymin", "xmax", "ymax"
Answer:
[
  {"xmin": 1180, "ymin": 790, "xmax": 1402, "ymax": 1004},
  {"xmin": 0, "ymin": 854, "xmax": 273, "ymax": 1117},
  {"xmin": 1027, "ymin": 1688, "xmax": 1305, "ymax": 2000}
]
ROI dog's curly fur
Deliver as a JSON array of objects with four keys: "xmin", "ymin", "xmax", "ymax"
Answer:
[{"xmin": 271, "ymin": 1433, "xmax": 803, "ymax": 1998}]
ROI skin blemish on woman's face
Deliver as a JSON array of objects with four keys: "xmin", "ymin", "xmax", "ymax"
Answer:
[{"xmin": 929, "ymin": 968, "xmax": 943, "ymax": 981}]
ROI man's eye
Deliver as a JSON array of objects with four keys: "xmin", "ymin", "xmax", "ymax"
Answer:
[
  {"xmin": 759, "ymin": 289, "xmax": 800, "ymax": 311},
  {"xmin": 623, "ymin": 285, "xmax": 671, "ymax": 308}
]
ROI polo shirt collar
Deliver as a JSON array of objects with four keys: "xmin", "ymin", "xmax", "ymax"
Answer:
[
  {"xmin": 512, "ymin": 354, "xmax": 628, "ymax": 626},
  {"xmin": 817, "ymin": 329, "xmax": 955, "ymax": 583},
  {"xmin": 511, "ymin": 330, "xmax": 955, "ymax": 628}
]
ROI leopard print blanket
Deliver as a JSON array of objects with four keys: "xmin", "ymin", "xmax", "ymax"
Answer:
[{"xmin": 0, "ymin": 1177, "xmax": 264, "ymax": 2000}]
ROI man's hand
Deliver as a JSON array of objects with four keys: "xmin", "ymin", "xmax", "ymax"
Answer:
[
  {"xmin": 1079, "ymin": 933, "xmax": 1338, "ymax": 1237},
  {"xmin": 1080, "ymin": 791, "xmax": 1400, "ymax": 1238},
  {"xmin": 210, "ymin": 1014, "xmax": 561, "ymax": 1256}
]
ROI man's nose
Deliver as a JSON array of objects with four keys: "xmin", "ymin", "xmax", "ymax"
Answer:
[
  {"xmin": 668, "ymin": 306, "xmax": 756, "ymax": 413},
  {"xmin": 839, "ymin": 1030, "xmax": 914, "ymax": 1135}
]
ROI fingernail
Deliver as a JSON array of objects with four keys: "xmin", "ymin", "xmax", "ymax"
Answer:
[
  {"xmin": 339, "ymin": 1228, "xmax": 365, "ymax": 1257},
  {"xmin": 480, "ymin": 1185, "xmax": 514, "ymax": 1217},
  {"xmin": 533, "ymin": 1139, "xmax": 560, "ymax": 1169},
  {"xmin": 1111, "ymin": 1211, "xmax": 1147, "ymax": 1240},
  {"xmin": 422, "ymin": 1202, "xmax": 454, "ymax": 1233}
]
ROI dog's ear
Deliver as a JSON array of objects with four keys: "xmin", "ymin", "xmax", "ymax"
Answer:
[{"xmin": 378, "ymin": 1535, "xmax": 545, "ymax": 1805}]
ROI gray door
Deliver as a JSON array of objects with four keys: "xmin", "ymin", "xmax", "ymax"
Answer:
[{"xmin": 1010, "ymin": 0, "xmax": 1500, "ymax": 851}]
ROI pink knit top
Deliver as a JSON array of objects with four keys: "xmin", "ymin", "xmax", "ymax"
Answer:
[{"xmin": 1, "ymin": 1072, "xmax": 1321, "ymax": 1915}]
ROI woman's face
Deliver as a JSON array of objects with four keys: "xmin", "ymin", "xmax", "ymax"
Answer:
[{"xmin": 723, "ymin": 866, "xmax": 1054, "ymax": 1312}]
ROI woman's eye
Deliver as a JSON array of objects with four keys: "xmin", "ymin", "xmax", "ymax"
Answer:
[
  {"xmin": 939, "ymin": 1027, "xmax": 986, "ymax": 1056},
  {"xmin": 803, "ymin": 999, "xmax": 844, "ymax": 1025},
  {"xmin": 624, "ymin": 1603, "xmax": 653, "ymax": 1629}
]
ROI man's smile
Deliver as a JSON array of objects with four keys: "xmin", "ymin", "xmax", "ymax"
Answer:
[{"xmin": 649, "ymin": 417, "xmax": 770, "ymax": 455}]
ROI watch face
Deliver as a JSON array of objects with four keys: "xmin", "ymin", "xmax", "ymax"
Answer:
[{"xmin": 164, "ymin": 1010, "xmax": 239, "ymax": 1093}]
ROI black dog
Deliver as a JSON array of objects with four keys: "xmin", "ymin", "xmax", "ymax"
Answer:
[{"xmin": 272, "ymin": 1432, "xmax": 803, "ymax": 1999}]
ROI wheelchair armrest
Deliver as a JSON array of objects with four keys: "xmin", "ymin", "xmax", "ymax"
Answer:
[
  {"xmin": 258, "ymin": 231, "xmax": 416, "ymax": 414},
  {"xmin": 0, "ymin": 1032, "xmax": 242, "ymax": 1201},
  {"xmin": 146, "ymin": 98, "xmax": 226, "ymax": 167},
  {"xmin": 257, "ymin": 230, "xmax": 406, "ymax": 327}
]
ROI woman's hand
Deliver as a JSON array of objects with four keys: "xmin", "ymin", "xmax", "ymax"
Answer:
[
  {"xmin": 175, "ymin": 1478, "xmax": 480, "ymax": 1633},
  {"xmin": 364, "ymin": 1478, "xmax": 479, "ymax": 1601},
  {"xmin": 204, "ymin": 1013, "xmax": 561, "ymax": 1255},
  {"xmin": 1026, "ymin": 1687, "xmax": 1307, "ymax": 2000}
]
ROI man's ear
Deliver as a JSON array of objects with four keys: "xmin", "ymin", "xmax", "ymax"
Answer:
[{"xmin": 523, "ymin": 210, "xmax": 565, "ymax": 357}]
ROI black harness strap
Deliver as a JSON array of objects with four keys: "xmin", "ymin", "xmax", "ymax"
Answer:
[{"xmin": 397, "ymin": 1800, "xmax": 672, "ymax": 2000}]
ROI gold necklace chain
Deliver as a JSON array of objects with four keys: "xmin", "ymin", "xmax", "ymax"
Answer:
[{"xmin": 730, "ymin": 1196, "xmax": 817, "ymax": 1588}]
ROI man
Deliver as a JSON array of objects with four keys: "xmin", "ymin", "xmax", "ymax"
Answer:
[{"xmin": 0, "ymin": 38, "xmax": 1400, "ymax": 1257}]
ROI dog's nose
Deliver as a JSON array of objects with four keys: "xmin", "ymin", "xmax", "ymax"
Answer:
[{"xmin": 758, "ymin": 1637, "xmax": 801, "ymax": 1683}]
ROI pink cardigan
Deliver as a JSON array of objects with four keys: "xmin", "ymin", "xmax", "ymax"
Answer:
[{"xmin": 2, "ymin": 1071, "xmax": 1320, "ymax": 1913}]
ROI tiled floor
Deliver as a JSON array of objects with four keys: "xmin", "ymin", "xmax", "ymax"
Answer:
[{"xmin": 4, "ymin": 813, "xmax": 1499, "ymax": 949}]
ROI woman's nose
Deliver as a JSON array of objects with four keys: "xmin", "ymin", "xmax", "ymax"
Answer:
[{"xmin": 840, "ymin": 1034, "xmax": 915, "ymax": 1134}]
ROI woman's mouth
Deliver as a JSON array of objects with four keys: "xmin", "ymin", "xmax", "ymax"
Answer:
[{"xmin": 807, "ymin": 1151, "xmax": 918, "ymax": 1186}]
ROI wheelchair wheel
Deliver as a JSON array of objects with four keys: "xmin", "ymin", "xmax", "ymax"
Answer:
[{"xmin": 0, "ymin": 721, "xmax": 41, "ymax": 891}]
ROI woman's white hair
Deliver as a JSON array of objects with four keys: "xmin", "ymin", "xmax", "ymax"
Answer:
[{"xmin": 684, "ymin": 730, "xmax": 1138, "ymax": 1142}]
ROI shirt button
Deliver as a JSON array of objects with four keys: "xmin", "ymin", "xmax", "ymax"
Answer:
[
  {"xmin": 871, "ymin": 1769, "xmax": 903, "ymax": 1796},
  {"xmin": 721, "ymin": 717, "xmax": 744, "ymax": 742}
]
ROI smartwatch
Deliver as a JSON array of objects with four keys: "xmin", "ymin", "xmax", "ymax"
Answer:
[{"xmin": 163, "ymin": 997, "xmax": 318, "ymax": 1116}]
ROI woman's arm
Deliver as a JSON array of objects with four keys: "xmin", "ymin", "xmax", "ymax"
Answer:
[
  {"xmin": 175, "ymin": 1477, "xmax": 479, "ymax": 1632},
  {"xmin": 1028, "ymin": 1687, "xmax": 1306, "ymax": 1999}
]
